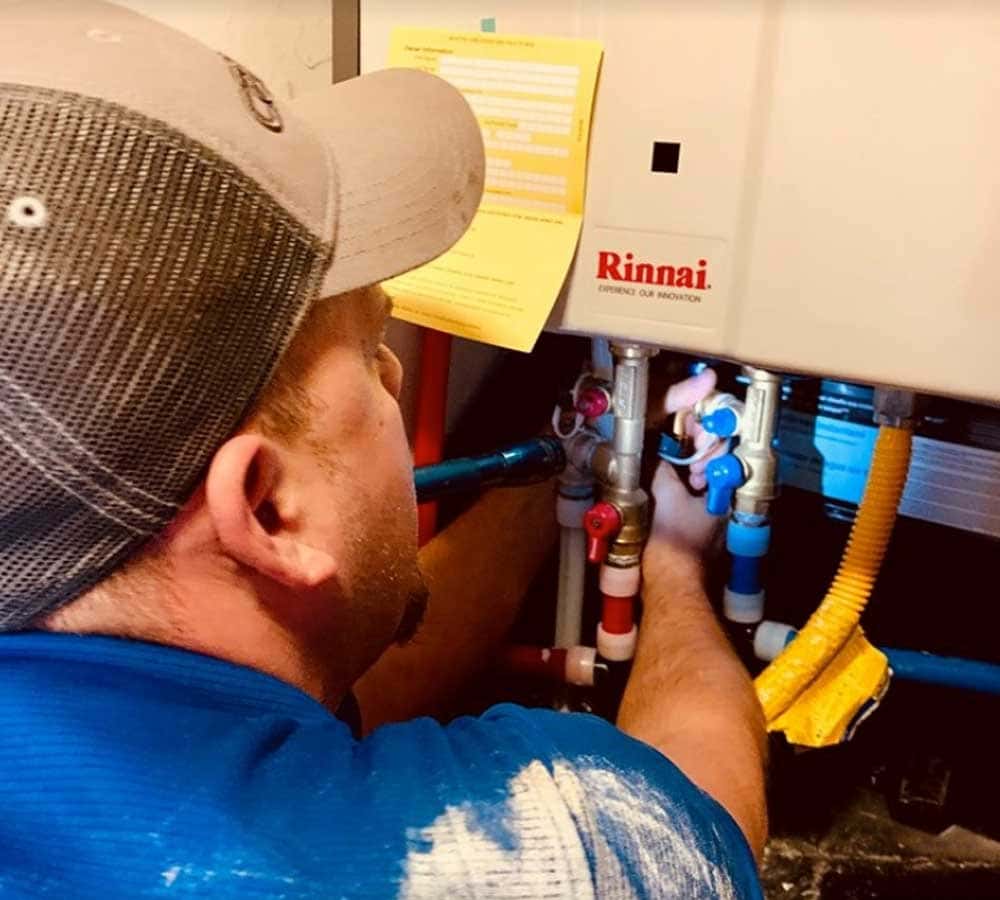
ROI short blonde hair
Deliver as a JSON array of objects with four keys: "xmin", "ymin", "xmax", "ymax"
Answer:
[{"xmin": 246, "ymin": 292, "xmax": 357, "ymax": 442}]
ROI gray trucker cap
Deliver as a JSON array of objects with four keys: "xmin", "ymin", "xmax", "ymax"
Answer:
[{"xmin": 0, "ymin": 0, "xmax": 484, "ymax": 628}]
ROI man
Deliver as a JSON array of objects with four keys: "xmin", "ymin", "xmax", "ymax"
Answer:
[{"xmin": 0, "ymin": 1, "xmax": 766, "ymax": 896}]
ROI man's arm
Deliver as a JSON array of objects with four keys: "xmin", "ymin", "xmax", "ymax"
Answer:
[
  {"xmin": 354, "ymin": 479, "xmax": 558, "ymax": 731},
  {"xmin": 617, "ymin": 461, "xmax": 768, "ymax": 858}
]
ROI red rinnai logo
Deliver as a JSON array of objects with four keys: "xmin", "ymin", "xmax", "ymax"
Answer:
[{"xmin": 596, "ymin": 251, "xmax": 709, "ymax": 290}]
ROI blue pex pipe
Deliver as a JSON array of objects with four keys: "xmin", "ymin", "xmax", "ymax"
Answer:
[
  {"xmin": 414, "ymin": 437, "xmax": 566, "ymax": 503},
  {"xmin": 726, "ymin": 519, "xmax": 771, "ymax": 595},
  {"xmin": 885, "ymin": 648, "xmax": 1000, "ymax": 696},
  {"xmin": 730, "ymin": 554, "xmax": 762, "ymax": 594}
]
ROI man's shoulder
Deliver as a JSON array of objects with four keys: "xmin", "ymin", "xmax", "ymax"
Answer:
[
  {"xmin": 0, "ymin": 638, "xmax": 759, "ymax": 898},
  {"xmin": 363, "ymin": 703, "xmax": 761, "ymax": 898}
]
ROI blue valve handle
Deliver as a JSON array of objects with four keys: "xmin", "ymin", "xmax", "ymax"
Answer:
[
  {"xmin": 705, "ymin": 453, "xmax": 746, "ymax": 516},
  {"xmin": 701, "ymin": 406, "xmax": 740, "ymax": 438}
]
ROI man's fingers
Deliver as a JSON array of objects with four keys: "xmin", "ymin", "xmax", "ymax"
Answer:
[
  {"xmin": 646, "ymin": 368, "xmax": 717, "ymax": 430},
  {"xmin": 650, "ymin": 459, "xmax": 688, "ymax": 506},
  {"xmin": 650, "ymin": 462, "xmax": 719, "ymax": 547},
  {"xmin": 692, "ymin": 425, "xmax": 717, "ymax": 451},
  {"xmin": 651, "ymin": 457, "xmax": 683, "ymax": 491},
  {"xmin": 664, "ymin": 369, "xmax": 716, "ymax": 415}
]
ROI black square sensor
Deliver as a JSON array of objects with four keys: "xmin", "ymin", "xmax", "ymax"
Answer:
[{"xmin": 651, "ymin": 142, "xmax": 681, "ymax": 174}]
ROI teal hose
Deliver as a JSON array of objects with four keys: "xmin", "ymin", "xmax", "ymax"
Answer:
[{"xmin": 414, "ymin": 437, "xmax": 565, "ymax": 502}]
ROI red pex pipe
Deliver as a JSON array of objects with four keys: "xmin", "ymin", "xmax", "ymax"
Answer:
[
  {"xmin": 414, "ymin": 329, "xmax": 452, "ymax": 546},
  {"xmin": 499, "ymin": 645, "xmax": 569, "ymax": 682},
  {"xmin": 601, "ymin": 594, "xmax": 635, "ymax": 635}
]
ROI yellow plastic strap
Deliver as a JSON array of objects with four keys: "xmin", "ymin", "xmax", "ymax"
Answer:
[{"xmin": 769, "ymin": 627, "xmax": 890, "ymax": 747}]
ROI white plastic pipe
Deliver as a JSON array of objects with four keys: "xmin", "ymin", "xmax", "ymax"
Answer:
[{"xmin": 554, "ymin": 525, "xmax": 587, "ymax": 648}]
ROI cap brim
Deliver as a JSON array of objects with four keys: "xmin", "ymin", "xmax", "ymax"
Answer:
[{"xmin": 288, "ymin": 68, "xmax": 484, "ymax": 297}]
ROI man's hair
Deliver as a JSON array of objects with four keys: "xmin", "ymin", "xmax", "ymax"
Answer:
[
  {"xmin": 40, "ymin": 291, "xmax": 360, "ymax": 635},
  {"xmin": 244, "ymin": 293, "xmax": 355, "ymax": 443}
]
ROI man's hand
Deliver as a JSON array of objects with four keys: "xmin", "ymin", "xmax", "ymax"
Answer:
[{"xmin": 646, "ymin": 369, "xmax": 728, "ymax": 561}]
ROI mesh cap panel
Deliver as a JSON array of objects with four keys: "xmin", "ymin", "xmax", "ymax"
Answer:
[{"xmin": 0, "ymin": 84, "xmax": 329, "ymax": 628}]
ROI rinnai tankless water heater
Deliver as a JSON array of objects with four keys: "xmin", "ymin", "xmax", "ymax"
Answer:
[{"xmin": 361, "ymin": 1, "xmax": 1000, "ymax": 403}]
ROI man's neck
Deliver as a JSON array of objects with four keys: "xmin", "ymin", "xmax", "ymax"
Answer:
[{"xmin": 41, "ymin": 564, "xmax": 347, "ymax": 711}]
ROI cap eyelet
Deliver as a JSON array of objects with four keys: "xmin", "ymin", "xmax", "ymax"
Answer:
[
  {"xmin": 86, "ymin": 27, "xmax": 123, "ymax": 44},
  {"xmin": 7, "ymin": 196, "xmax": 49, "ymax": 230}
]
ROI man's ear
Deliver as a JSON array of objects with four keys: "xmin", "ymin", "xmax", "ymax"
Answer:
[{"xmin": 205, "ymin": 433, "xmax": 337, "ymax": 589}]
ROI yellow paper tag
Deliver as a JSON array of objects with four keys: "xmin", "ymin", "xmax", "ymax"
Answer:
[
  {"xmin": 770, "ymin": 628, "xmax": 891, "ymax": 748},
  {"xmin": 384, "ymin": 27, "xmax": 603, "ymax": 351}
]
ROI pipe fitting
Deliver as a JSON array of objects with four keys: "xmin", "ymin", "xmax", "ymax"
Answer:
[
  {"xmin": 589, "ymin": 441, "xmax": 618, "ymax": 485},
  {"xmin": 602, "ymin": 485, "xmax": 649, "ymax": 569},
  {"xmin": 556, "ymin": 491, "xmax": 593, "ymax": 528},
  {"xmin": 873, "ymin": 387, "xmax": 918, "ymax": 428},
  {"xmin": 597, "ymin": 623, "xmax": 638, "ymax": 662},
  {"xmin": 562, "ymin": 434, "xmax": 620, "ymax": 495},
  {"xmin": 576, "ymin": 343, "xmax": 656, "ymax": 569},
  {"xmin": 733, "ymin": 367, "xmax": 781, "ymax": 517},
  {"xmin": 562, "ymin": 429, "xmax": 602, "ymax": 479},
  {"xmin": 609, "ymin": 344, "xmax": 657, "ymax": 488}
]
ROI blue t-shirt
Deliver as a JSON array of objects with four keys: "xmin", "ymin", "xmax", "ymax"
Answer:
[{"xmin": 0, "ymin": 633, "xmax": 761, "ymax": 898}]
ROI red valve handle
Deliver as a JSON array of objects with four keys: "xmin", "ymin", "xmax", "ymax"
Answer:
[
  {"xmin": 583, "ymin": 501, "xmax": 622, "ymax": 563},
  {"xmin": 576, "ymin": 387, "xmax": 610, "ymax": 418}
]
